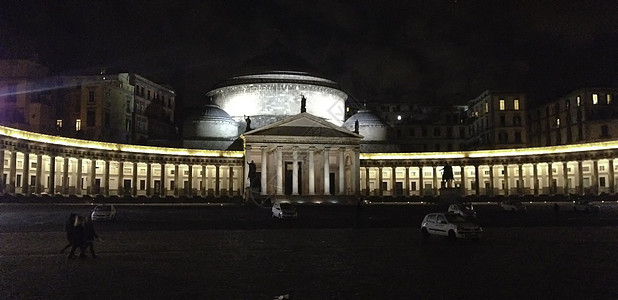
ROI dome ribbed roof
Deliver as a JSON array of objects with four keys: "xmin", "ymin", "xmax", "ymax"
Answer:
[
  {"xmin": 344, "ymin": 110, "xmax": 387, "ymax": 127},
  {"xmin": 187, "ymin": 103, "xmax": 233, "ymax": 122},
  {"xmin": 235, "ymin": 40, "xmax": 321, "ymax": 76}
]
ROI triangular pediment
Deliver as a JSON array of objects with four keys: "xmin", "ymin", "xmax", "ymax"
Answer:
[{"xmin": 243, "ymin": 113, "xmax": 361, "ymax": 139}]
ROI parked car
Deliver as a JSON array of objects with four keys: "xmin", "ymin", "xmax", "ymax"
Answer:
[
  {"xmin": 573, "ymin": 200, "xmax": 600, "ymax": 212},
  {"xmin": 420, "ymin": 212, "xmax": 483, "ymax": 241},
  {"xmin": 448, "ymin": 203, "xmax": 477, "ymax": 218},
  {"xmin": 500, "ymin": 200, "xmax": 527, "ymax": 212},
  {"xmin": 91, "ymin": 204, "xmax": 117, "ymax": 221},
  {"xmin": 272, "ymin": 202, "xmax": 298, "ymax": 219}
]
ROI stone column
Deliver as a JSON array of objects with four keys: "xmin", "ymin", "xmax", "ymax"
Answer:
[
  {"xmin": 609, "ymin": 159, "xmax": 615, "ymax": 194},
  {"xmin": 592, "ymin": 160, "xmax": 599, "ymax": 195},
  {"xmin": 0, "ymin": 149, "xmax": 4, "ymax": 195},
  {"xmin": 377, "ymin": 166, "xmax": 383, "ymax": 196},
  {"xmin": 160, "ymin": 162, "xmax": 166, "ymax": 197},
  {"xmin": 460, "ymin": 165, "xmax": 467, "ymax": 196},
  {"xmin": 488, "ymin": 165, "xmax": 494, "ymax": 196},
  {"xmin": 518, "ymin": 164, "xmax": 524, "ymax": 195},
  {"xmin": 533, "ymin": 163, "xmax": 539, "ymax": 196},
  {"xmin": 48, "ymin": 155, "xmax": 56, "ymax": 195},
  {"xmin": 215, "ymin": 164, "xmax": 220, "ymax": 197},
  {"xmin": 353, "ymin": 148, "xmax": 360, "ymax": 196},
  {"xmin": 9, "ymin": 150, "xmax": 17, "ymax": 194},
  {"xmin": 244, "ymin": 146, "xmax": 251, "ymax": 189},
  {"xmin": 474, "ymin": 164, "xmax": 480, "ymax": 196},
  {"xmin": 146, "ymin": 162, "xmax": 152, "ymax": 197},
  {"xmin": 365, "ymin": 167, "xmax": 370, "ymax": 196},
  {"xmin": 35, "ymin": 153, "xmax": 42, "ymax": 194},
  {"xmin": 563, "ymin": 161, "xmax": 569, "ymax": 195},
  {"xmin": 323, "ymin": 147, "xmax": 330, "ymax": 195},
  {"xmin": 547, "ymin": 162, "xmax": 554, "ymax": 196},
  {"xmin": 62, "ymin": 156, "xmax": 69, "ymax": 195},
  {"xmin": 228, "ymin": 164, "xmax": 234, "ymax": 196},
  {"xmin": 22, "ymin": 151, "xmax": 30, "ymax": 196},
  {"xmin": 503, "ymin": 164, "xmax": 509, "ymax": 196},
  {"xmin": 391, "ymin": 166, "xmax": 397, "ymax": 196},
  {"xmin": 90, "ymin": 159, "xmax": 97, "ymax": 196},
  {"xmin": 188, "ymin": 164, "xmax": 193, "ymax": 197},
  {"xmin": 419, "ymin": 166, "xmax": 424, "ymax": 197},
  {"xmin": 276, "ymin": 146, "xmax": 283, "ymax": 195},
  {"xmin": 308, "ymin": 147, "xmax": 315, "ymax": 195},
  {"xmin": 432, "ymin": 165, "xmax": 438, "ymax": 196},
  {"xmin": 104, "ymin": 160, "xmax": 110, "ymax": 197},
  {"xmin": 201, "ymin": 164, "xmax": 207, "ymax": 197},
  {"xmin": 292, "ymin": 147, "xmax": 299, "ymax": 195},
  {"xmin": 339, "ymin": 147, "xmax": 345, "ymax": 195},
  {"xmin": 174, "ymin": 164, "xmax": 180, "ymax": 196},
  {"xmin": 118, "ymin": 161, "xmax": 124, "ymax": 196},
  {"xmin": 261, "ymin": 146, "xmax": 268, "ymax": 195},
  {"xmin": 578, "ymin": 160, "xmax": 584, "ymax": 195},
  {"xmin": 404, "ymin": 166, "xmax": 410, "ymax": 197},
  {"xmin": 131, "ymin": 161, "xmax": 138, "ymax": 197},
  {"xmin": 75, "ymin": 157, "xmax": 82, "ymax": 196}
]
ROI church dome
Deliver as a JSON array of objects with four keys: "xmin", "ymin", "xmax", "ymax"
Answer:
[
  {"xmin": 206, "ymin": 41, "xmax": 347, "ymax": 128},
  {"xmin": 182, "ymin": 103, "xmax": 238, "ymax": 140},
  {"xmin": 344, "ymin": 109, "xmax": 388, "ymax": 141}
]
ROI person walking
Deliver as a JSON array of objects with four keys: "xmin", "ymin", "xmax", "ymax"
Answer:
[
  {"xmin": 83, "ymin": 215, "xmax": 99, "ymax": 258},
  {"xmin": 60, "ymin": 213, "xmax": 77, "ymax": 253},
  {"xmin": 67, "ymin": 215, "xmax": 86, "ymax": 259}
]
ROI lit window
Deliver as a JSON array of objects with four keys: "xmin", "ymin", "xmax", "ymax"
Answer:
[
  {"xmin": 485, "ymin": 102, "xmax": 489, "ymax": 113},
  {"xmin": 56, "ymin": 120, "xmax": 63, "ymax": 128},
  {"xmin": 397, "ymin": 115, "xmax": 402, "ymax": 121},
  {"xmin": 75, "ymin": 119, "xmax": 81, "ymax": 131},
  {"xmin": 577, "ymin": 96, "xmax": 581, "ymax": 106},
  {"xmin": 514, "ymin": 99, "xmax": 520, "ymax": 110},
  {"xmin": 607, "ymin": 94, "xmax": 611, "ymax": 104},
  {"xmin": 346, "ymin": 106, "xmax": 349, "ymax": 112},
  {"xmin": 499, "ymin": 100, "xmax": 505, "ymax": 110},
  {"xmin": 592, "ymin": 93, "xmax": 598, "ymax": 105},
  {"xmin": 556, "ymin": 118, "xmax": 560, "ymax": 127}
]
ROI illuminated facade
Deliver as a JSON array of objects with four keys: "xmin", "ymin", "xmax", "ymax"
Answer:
[{"xmin": 2, "ymin": 124, "xmax": 618, "ymax": 200}]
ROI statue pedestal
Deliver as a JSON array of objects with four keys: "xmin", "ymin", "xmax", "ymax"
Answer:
[{"xmin": 439, "ymin": 187, "xmax": 460, "ymax": 203}]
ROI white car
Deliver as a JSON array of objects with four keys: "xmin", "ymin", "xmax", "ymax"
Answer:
[
  {"xmin": 500, "ymin": 200, "xmax": 527, "ymax": 212},
  {"xmin": 421, "ymin": 212, "xmax": 483, "ymax": 241},
  {"xmin": 91, "ymin": 204, "xmax": 117, "ymax": 221},
  {"xmin": 573, "ymin": 200, "xmax": 600, "ymax": 212},
  {"xmin": 272, "ymin": 202, "xmax": 298, "ymax": 219},
  {"xmin": 448, "ymin": 203, "xmax": 477, "ymax": 218}
]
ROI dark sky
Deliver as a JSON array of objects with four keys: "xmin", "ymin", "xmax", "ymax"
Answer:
[{"xmin": 2, "ymin": 0, "xmax": 618, "ymax": 111}]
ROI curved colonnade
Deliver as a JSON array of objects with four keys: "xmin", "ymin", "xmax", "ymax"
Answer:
[{"xmin": 2, "ymin": 125, "xmax": 618, "ymax": 200}]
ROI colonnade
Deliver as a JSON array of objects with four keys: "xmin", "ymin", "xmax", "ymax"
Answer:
[
  {"xmin": 361, "ymin": 156, "xmax": 617, "ymax": 197},
  {"xmin": 0, "ymin": 149, "xmax": 242, "ymax": 197},
  {"xmin": 245, "ymin": 144, "xmax": 360, "ymax": 196}
]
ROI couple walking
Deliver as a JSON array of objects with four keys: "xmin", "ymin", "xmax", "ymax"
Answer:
[{"xmin": 61, "ymin": 213, "xmax": 100, "ymax": 259}]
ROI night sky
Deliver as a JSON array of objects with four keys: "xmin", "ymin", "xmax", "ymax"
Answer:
[{"xmin": 2, "ymin": 0, "xmax": 618, "ymax": 112}]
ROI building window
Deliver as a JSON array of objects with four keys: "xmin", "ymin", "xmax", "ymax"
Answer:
[
  {"xmin": 409, "ymin": 128, "xmax": 415, "ymax": 137},
  {"xmin": 433, "ymin": 127, "xmax": 441, "ymax": 137},
  {"xmin": 397, "ymin": 115, "xmax": 401, "ymax": 121},
  {"xmin": 592, "ymin": 93, "xmax": 598, "ymax": 105},
  {"xmin": 601, "ymin": 125, "xmax": 610, "ymax": 138},
  {"xmin": 56, "ymin": 119, "xmax": 63, "ymax": 128},
  {"xmin": 75, "ymin": 119, "xmax": 81, "ymax": 131},
  {"xmin": 422, "ymin": 128, "xmax": 427, "ymax": 137},
  {"xmin": 485, "ymin": 102, "xmax": 489, "ymax": 113},
  {"xmin": 556, "ymin": 118, "xmax": 560, "ymax": 127},
  {"xmin": 577, "ymin": 96, "xmax": 581, "ymax": 106},
  {"xmin": 514, "ymin": 99, "xmax": 520, "ymax": 110},
  {"xmin": 513, "ymin": 116, "xmax": 521, "ymax": 126},
  {"xmin": 607, "ymin": 94, "xmax": 612, "ymax": 104},
  {"xmin": 87, "ymin": 110, "xmax": 95, "ymax": 126},
  {"xmin": 499, "ymin": 100, "xmax": 505, "ymax": 110},
  {"xmin": 565, "ymin": 99, "xmax": 570, "ymax": 109},
  {"xmin": 500, "ymin": 115, "xmax": 506, "ymax": 126},
  {"xmin": 515, "ymin": 131, "xmax": 522, "ymax": 143},
  {"xmin": 88, "ymin": 91, "xmax": 95, "ymax": 102}
]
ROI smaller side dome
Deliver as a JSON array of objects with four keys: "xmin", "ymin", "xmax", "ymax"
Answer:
[
  {"xmin": 183, "ymin": 103, "xmax": 238, "ymax": 139},
  {"xmin": 343, "ymin": 109, "xmax": 388, "ymax": 141}
]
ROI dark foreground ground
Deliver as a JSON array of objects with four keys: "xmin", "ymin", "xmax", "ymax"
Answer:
[{"xmin": 1, "ymin": 202, "xmax": 618, "ymax": 299}]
